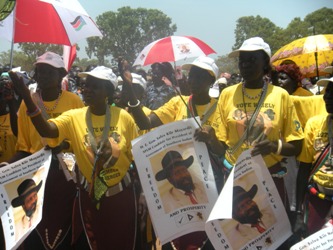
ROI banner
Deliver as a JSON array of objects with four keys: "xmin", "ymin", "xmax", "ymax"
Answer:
[
  {"xmin": 0, "ymin": 149, "xmax": 52, "ymax": 250},
  {"xmin": 132, "ymin": 118, "xmax": 218, "ymax": 244},
  {"xmin": 206, "ymin": 150, "xmax": 292, "ymax": 250}
]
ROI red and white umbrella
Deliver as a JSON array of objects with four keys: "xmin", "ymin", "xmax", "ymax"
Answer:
[
  {"xmin": 133, "ymin": 36, "xmax": 216, "ymax": 66},
  {"xmin": 0, "ymin": 0, "xmax": 102, "ymax": 45}
]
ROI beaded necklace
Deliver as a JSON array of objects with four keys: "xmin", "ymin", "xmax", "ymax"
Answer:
[
  {"xmin": 241, "ymin": 81, "xmax": 268, "ymax": 144},
  {"xmin": 38, "ymin": 90, "xmax": 62, "ymax": 112},
  {"xmin": 45, "ymin": 228, "xmax": 62, "ymax": 249},
  {"xmin": 242, "ymin": 81, "xmax": 267, "ymax": 100}
]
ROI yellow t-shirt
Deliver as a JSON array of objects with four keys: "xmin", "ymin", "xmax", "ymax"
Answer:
[
  {"xmin": 0, "ymin": 113, "xmax": 17, "ymax": 162},
  {"xmin": 16, "ymin": 91, "xmax": 84, "ymax": 153},
  {"xmin": 138, "ymin": 106, "xmax": 152, "ymax": 135},
  {"xmin": 298, "ymin": 114, "xmax": 328, "ymax": 164},
  {"xmin": 47, "ymin": 106, "xmax": 139, "ymax": 186},
  {"xmin": 212, "ymin": 83, "xmax": 304, "ymax": 167},
  {"xmin": 297, "ymin": 115, "xmax": 333, "ymax": 188},
  {"xmin": 293, "ymin": 87, "xmax": 313, "ymax": 96},
  {"xmin": 153, "ymin": 95, "xmax": 217, "ymax": 126},
  {"xmin": 290, "ymin": 95, "xmax": 327, "ymax": 129}
]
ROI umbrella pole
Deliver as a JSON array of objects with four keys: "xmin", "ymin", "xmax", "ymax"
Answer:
[
  {"xmin": 9, "ymin": 4, "xmax": 17, "ymax": 69},
  {"xmin": 9, "ymin": 39, "xmax": 14, "ymax": 69},
  {"xmin": 315, "ymin": 51, "xmax": 320, "ymax": 94}
]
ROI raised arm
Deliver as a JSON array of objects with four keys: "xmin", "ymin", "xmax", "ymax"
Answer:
[
  {"xmin": 118, "ymin": 58, "xmax": 163, "ymax": 129},
  {"xmin": 9, "ymin": 71, "xmax": 59, "ymax": 138}
]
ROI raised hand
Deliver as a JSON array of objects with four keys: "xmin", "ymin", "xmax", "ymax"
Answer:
[
  {"xmin": 118, "ymin": 57, "xmax": 132, "ymax": 84},
  {"xmin": 8, "ymin": 71, "xmax": 30, "ymax": 100}
]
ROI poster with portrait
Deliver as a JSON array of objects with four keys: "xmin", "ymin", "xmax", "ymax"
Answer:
[
  {"xmin": 205, "ymin": 150, "xmax": 292, "ymax": 250},
  {"xmin": 0, "ymin": 148, "xmax": 52, "ymax": 250},
  {"xmin": 132, "ymin": 118, "xmax": 218, "ymax": 244}
]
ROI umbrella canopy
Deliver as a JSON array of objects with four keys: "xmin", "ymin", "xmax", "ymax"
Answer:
[
  {"xmin": 1, "ymin": 0, "xmax": 102, "ymax": 45},
  {"xmin": 133, "ymin": 35, "xmax": 216, "ymax": 66},
  {"xmin": 271, "ymin": 34, "xmax": 333, "ymax": 78}
]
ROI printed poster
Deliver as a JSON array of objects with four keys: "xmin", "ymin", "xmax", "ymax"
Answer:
[
  {"xmin": 291, "ymin": 226, "xmax": 333, "ymax": 250},
  {"xmin": 0, "ymin": 149, "xmax": 52, "ymax": 250},
  {"xmin": 206, "ymin": 150, "xmax": 292, "ymax": 250},
  {"xmin": 132, "ymin": 118, "xmax": 218, "ymax": 244}
]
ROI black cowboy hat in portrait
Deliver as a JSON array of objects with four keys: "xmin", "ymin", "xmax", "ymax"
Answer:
[
  {"xmin": 233, "ymin": 184, "xmax": 258, "ymax": 204},
  {"xmin": 11, "ymin": 179, "xmax": 43, "ymax": 208},
  {"xmin": 155, "ymin": 150, "xmax": 194, "ymax": 181}
]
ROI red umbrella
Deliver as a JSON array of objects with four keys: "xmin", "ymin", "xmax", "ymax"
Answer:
[
  {"xmin": 1, "ymin": 0, "xmax": 102, "ymax": 45},
  {"xmin": 133, "ymin": 36, "xmax": 216, "ymax": 66}
]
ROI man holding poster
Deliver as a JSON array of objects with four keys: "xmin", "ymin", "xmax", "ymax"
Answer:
[{"xmin": 119, "ymin": 56, "xmax": 221, "ymax": 249}]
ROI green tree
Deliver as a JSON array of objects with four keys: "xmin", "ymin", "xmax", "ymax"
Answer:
[
  {"xmin": 19, "ymin": 43, "xmax": 63, "ymax": 63},
  {"xmin": 86, "ymin": 6, "xmax": 177, "ymax": 65},
  {"xmin": 0, "ymin": 43, "xmax": 84, "ymax": 72},
  {"xmin": 0, "ymin": 50, "xmax": 36, "ymax": 72},
  {"xmin": 75, "ymin": 57, "xmax": 101, "ymax": 71},
  {"xmin": 215, "ymin": 55, "xmax": 239, "ymax": 75},
  {"xmin": 304, "ymin": 7, "xmax": 333, "ymax": 35},
  {"xmin": 233, "ymin": 15, "xmax": 282, "ymax": 53},
  {"xmin": 232, "ymin": 8, "xmax": 333, "ymax": 57}
]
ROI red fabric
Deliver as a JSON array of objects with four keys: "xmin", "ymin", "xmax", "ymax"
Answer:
[
  {"xmin": 306, "ymin": 194, "xmax": 332, "ymax": 235},
  {"xmin": 185, "ymin": 191, "xmax": 198, "ymax": 204},
  {"xmin": 66, "ymin": 45, "xmax": 77, "ymax": 71},
  {"xmin": 36, "ymin": 160, "xmax": 76, "ymax": 249},
  {"xmin": 172, "ymin": 231, "xmax": 207, "ymax": 250},
  {"xmin": 251, "ymin": 223, "xmax": 266, "ymax": 233},
  {"xmin": 72, "ymin": 185, "xmax": 137, "ymax": 249},
  {"xmin": 15, "ymin": 0, "xmax": 70, "ymax": 44}
]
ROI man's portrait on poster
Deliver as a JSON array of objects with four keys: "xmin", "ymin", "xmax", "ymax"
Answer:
[
  {"xmin": 11, "ymin": 179, "xmax": 42, "ymax": 240},
  {"xmin": 153, "ymin": 148, "xmax": 208, "ymax": 214},
  {"xmin": 221, "ymin": 173, "xmax": 276, "ymax": 249}
]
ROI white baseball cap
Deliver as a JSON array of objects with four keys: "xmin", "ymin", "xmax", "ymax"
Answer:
[
  {"xmin": 317, "ymin": 77, "xmax": 333, "ymax": 87},
  {"xmin": 117, "ymin": 73, "xmax": 147, "ymax": 90},
  {"xmin": 216, "ymin": 77, "xmax": 227, "ymax": 85},
  {"xmin": 228, "ymin": 37, "xmax": 271, "ymax": 58},
  {"xmin": 79, "ymin": 66, "xmax": 118, "ymax": 89},
  {"xmin": 34, "ymin": 51, "xmax": 67, "ymax": 73},
  {"xmin": 209, "ymin": 82, "xmax": 220, "ymax": 98},
  {"xmin": 182, "ymin": 56, "xmax": 219, "ymax": 79}
]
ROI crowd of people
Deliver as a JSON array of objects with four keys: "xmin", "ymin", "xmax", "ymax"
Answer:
[{"xmin": 0, "ymin": 35, "xmax": 332, "ymax": 250}]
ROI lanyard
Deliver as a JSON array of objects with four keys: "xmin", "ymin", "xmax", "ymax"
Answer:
[
  {"xmin": 85, "ymin": 104, "xmax": 111, "ymax": 180},
  {"xmin": 187, "ymin": 95, "xmax": 216, "ymax": 125}
]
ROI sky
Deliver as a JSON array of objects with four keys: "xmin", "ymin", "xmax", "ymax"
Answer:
[{"xmin": 1, "ymin": 0, "xmax": 332, "ymax": 61}]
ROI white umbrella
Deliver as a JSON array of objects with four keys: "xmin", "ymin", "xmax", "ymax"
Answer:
[{"xmin": 133, "ymin": 35, "xmax": 216, "ymax": 66}]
